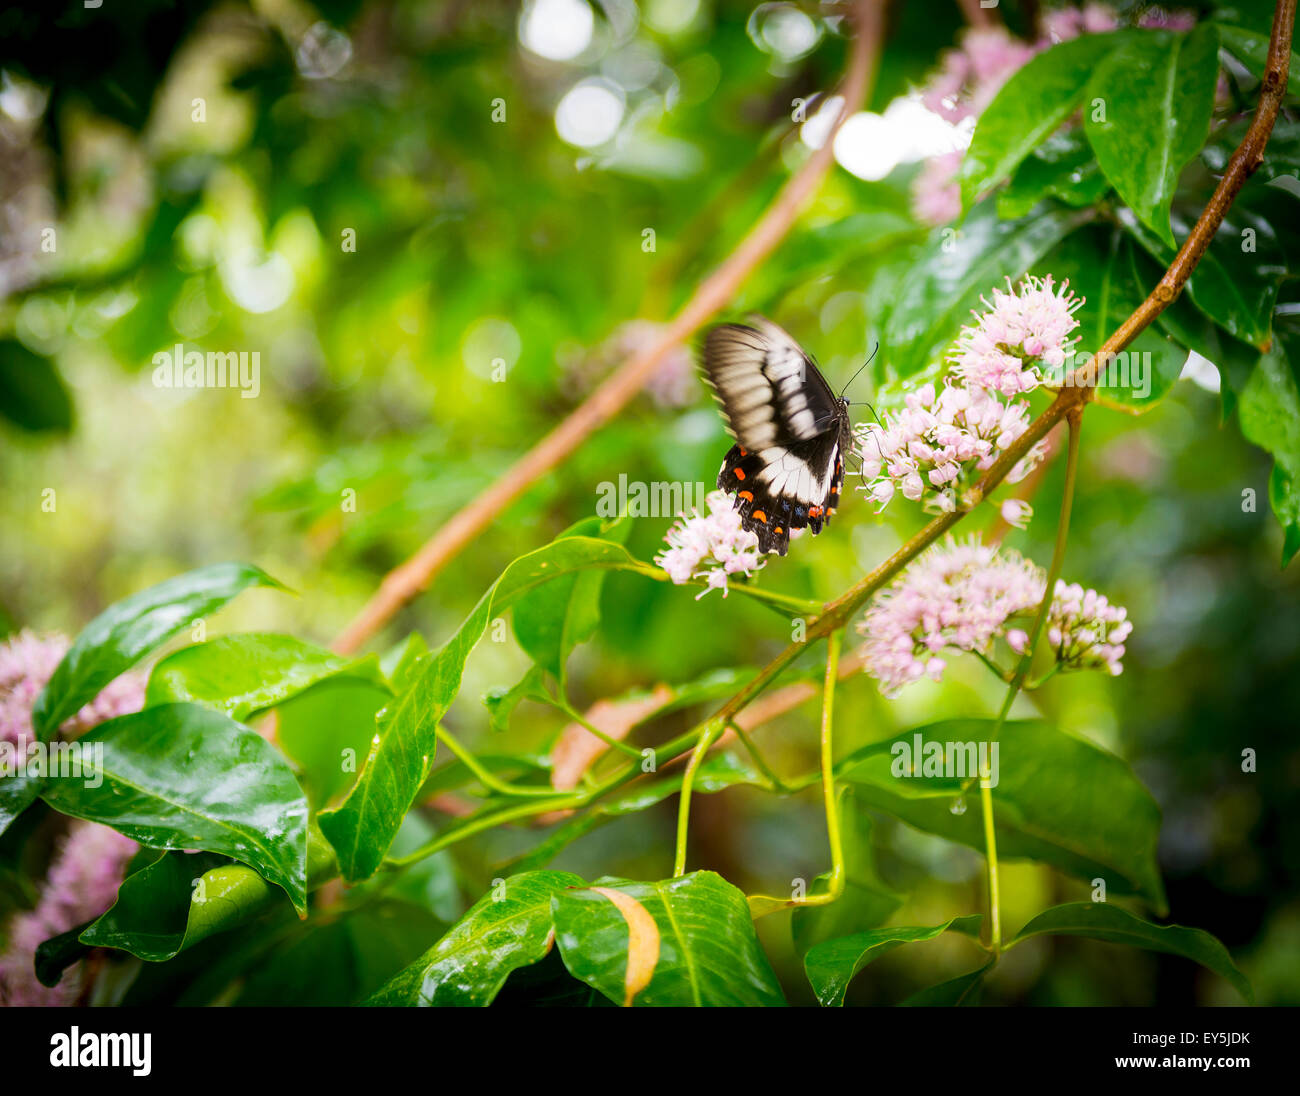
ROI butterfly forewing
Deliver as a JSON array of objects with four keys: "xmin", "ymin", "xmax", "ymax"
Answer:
[{"xmin": 701, "ymin": 319, "xmax": 853, "ymax": 556}]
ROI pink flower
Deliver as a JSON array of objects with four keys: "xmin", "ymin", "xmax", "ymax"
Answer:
[
  {"xmin": 0, "ymin": 630, "xmax": 145, "ymax": 1006},
  {"xmin": 1, "ymin": 630, "xmax": 145, "ymax": 750},
  {"xmin": 950, "ymin": 275, "xmax": 1083, "ymax": 395},
  {"xmin": 1000, "ymin": 498, "xmax": 1034, "ymax": 529},
  {"xmin": 858, "ymin": 542, "xmax": 1135, "ymax": 694},
  {"xmin": 1046, "ymin": 580, "xmax": 1133, "ymax": 675},
  {"xmin": 858, "ymin": 538, "xmax": 1046, "ymax": 696},
  {"xmin": 655, "ymin": 490, "xmax": 766, "ymax": 598},
  {"xmin": 0, "ymin": 822, "xmax": 139, "ymax": 1006},
  {"xmin": 855, "ymin": 380, "xmax": 1043, "ymax": 514},
  {"xmin": 922, "ymin": 27, "xmax": 1035, "ymax": 125},
  {"xmin": 912, "ymin": 150, "xmax": 964, "ymax": 226}
]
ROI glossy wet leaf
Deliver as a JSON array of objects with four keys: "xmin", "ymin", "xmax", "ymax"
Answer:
[
  {"xmin": 79, "ymin": 828, "xmax": 338, "ymax": 964},
  {"xmin": 1042, "ymin": 225, "xmax": 1184, "ymax": 410},
  {"xmin": 553, "ymin": 872, "xmax": 786, "ymax": 1007},
  {"xmin": 40, "ymin": 703, "xmax": 311, "ymax": 913},
  {"xmin": 883, "ymin": 203, "xmax": 1091, "ymax": 378},
  {"xmin": 1238, "ymin": 343, "xmax": 1300, "ymax": 565},
  {"xmin": 839, "ymin": 719, "xmax": 1166, "ymax": 910},
  {"xmin": 960, "ymin": 32, "xmax": 1125, "ymax": 208},
  {"xmin": 320, "ymin": 535, "xmax": 671, "ymax": 881},
  {"xmin": 803, "ymin": 915, "xmax": 982, "ymax": 1007},
  {"xmin": 1217, "ymin": 24, "xmax": 1300, "ymax": 98},
  {"xmin": 274, "ymin": 678, "xmax": 394, "ymax": 808},
  {"xmin": 33, "ymin": 562, "xmax": 285, "ymax": 739},
  {"xmin": 1011, "ymin": 901, "xmax": 1252, "ymax": 1002},
  {"xmin": 996, "ymin": 130, "xmax": 1111, "ymax": 220},
  {"xmin": 513, "ymin": 516, "xmax": 630, "ymax": 686},
  {"xmin": 146, "ymin": 632, "xmax": 387, "ymax": 721},
  {"xmin": 367, "ymin": 870, "xmax": 584, "ymax": 1006},
  {"xmin": 1084, "ymin": 26, "xmax": 1219, "ymax": 247}
]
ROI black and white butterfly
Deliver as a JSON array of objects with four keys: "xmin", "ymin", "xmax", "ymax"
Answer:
[{"xmin": 700, "ymin": 318, "xmax": 853, "ymax": 557}]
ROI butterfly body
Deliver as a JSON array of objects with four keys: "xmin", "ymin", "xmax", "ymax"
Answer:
[{"xmin": 700, "ymin": 319, "xmax": 853, "ymax": 556}]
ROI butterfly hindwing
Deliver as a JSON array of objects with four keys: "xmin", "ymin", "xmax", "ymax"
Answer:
[{"xmin": 705, "ymin": 320, "xmax": 853, "ymax": 557}]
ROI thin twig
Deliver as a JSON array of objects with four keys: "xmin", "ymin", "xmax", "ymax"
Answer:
[{"xmin": 331, "ymin": 0, "xmax": 887, "ymax": 655}]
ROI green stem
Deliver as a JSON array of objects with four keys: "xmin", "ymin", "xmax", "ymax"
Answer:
[
  {"xmin": 818, "ymin": 628, "xmax": 846, "ymax": 900},
  {"xmin": 728, "ymin": 720, "xmax": 791, "ymax": 794},
  {"xmin": 672, "ymin": 718, "xmax": 726, "ymax": 876},
  {"xmin": 433, "ymin": 726, "xmax": 561, "ymax": 797},
  {"xmin": 980, "ymin": 780, "xmax": 1001, "ymax": 956},
  {"xmin": 976, "ymin": 412, "xmax": 1083, "ymax": 956},
  {"xmin": 549, "ymin": 696, "xmax": 643, "ymax": 761}
]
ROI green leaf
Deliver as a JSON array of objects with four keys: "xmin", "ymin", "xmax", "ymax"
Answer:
[
  {"xmin": 1084, "ymin": 26, "xmax": 1220, "ymax": 247},
  {"xmin": 840, "ymin": 720, "xmax": 1167, "ymax": 910},
  {"xmin": 996, "ymin": 129, "xmax": 1111, "ymax": 220},
  {"xmin": 1042, "ymin": 225, "xmax": 1185, "ymax": 410},
  {"xmin": 792, "ymin": 790, "xmax": 905, "ymax": 956},
  {"xmin": 553, "ymin": 872, "xmax": 787, "ymax": 1006},
  {"xmin": 366, "ymin": 870, "xmax": 584, "ymax": 1006},
  {"xmin": 1146, "ymin": 243, "xmax": 1262, "ymax": 420},
  {"xmin": 960, "ymin": 32, "xmax": 1126, "ymax": 208},
  {"xmin": 145, "ymin": 633, "xmax": 387, "ymax": 721},
  {"xmin": 0, "ymin": 340, "xmax": 73, "ymax": 432},
  {"xmin": 513, "ymin": 516, "xmax": 630, "ymax": 685},
  {"xmin": 1011, "ymin": 901, "xmax": 1253, "ymax": 1003},
  {"xmin": 482, "ymin": 664, "xmax": 550, "ymax": 734},
  {"xmin": 901, "ymin": 959, "xmax": 996, "ymax": 1006},
  {"xmin": 803, "ymin": 915, "xmax": 982, "ymax": 1007},
  {"xmin": 33, "ymin": 562, "xmax": 285, "ymax": 739},
  {"xmin": 883, "ymin": 203, "xmax": 1091, "ymax": 378},
  {"xmin": 1217, "ymin": 24, "xmax": 1300, "ymax": 99},
  {"xmin": 79, "ymin": 828, "xmax": 338, "ymax": 963},
  {"xmin": 232, "ymin": 900, "xmax": 443, "ymax": 1005},
  {"xmin": 276, "ymin": 678, "xmax": 393, "ymax": 808},
  {"xmin": 1120, "ymin": 195, "xmax": 1284, "ymax": 351},
  {"xmin": 1238, "ymin": 344, "xmax": 1300, "ymax": 564},
  {"xmin": 318, "ymin": 535, "xmax": 656, "ymax": 882},
  {"xmin": 380, "ymin": 632, "xmax": 429, "ymax": 691},
  {"xmin": 40, "ymin": 703, "xmax": 311, "ymax": 914}
]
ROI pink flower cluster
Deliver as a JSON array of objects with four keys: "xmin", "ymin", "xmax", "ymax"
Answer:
[
  {"xmin": 655, "ymin": 490, "xmax": 766, "ymax": 598},
  {"xmin": 0, "ymin": 630, "xmax": 144, "ymax": 1006},
  {"xmin": 1038, "ymin": 579, "xmax": 1132, "ymax": 675},
  {"xmin": 856, "ymin": 381, "xmax": 1043, "ymax": 515},
  {"xmin": 857, "ymin": 539, "xmax": 1046, "ymax": 696},
  {"xmin": 1, "ymin": 631, "xmax": 145, "ymax": 750},
  {"xmin": 950, "ymin": 275, "xmax": 1083, "ymax": 395},
  {"xmin": 858, "ymin": 539, "xmax": 1134, "ymax": 695},
  {"xmin": 0, "ymin": 822, "xmax": 139, "ymax": 1006},
  {"xmin": 921, "ymin": 27, "xmax": 1036, "ymax": 126}
]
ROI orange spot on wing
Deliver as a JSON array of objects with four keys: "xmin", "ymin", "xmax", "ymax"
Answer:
[
  {"xmin": 774, "ymin": 526, "xmax": 783, "ymax": 535},
  {"xmin": 738, "ymin": 490, "xmax": 754, "ymax": 502},
  {"xmin": 733, "ymin": 468, "xmax": 746, "ymax": 481},
  {"xmin": 752, "ymin": 510, "xmax": 767, "ymax": 523}
]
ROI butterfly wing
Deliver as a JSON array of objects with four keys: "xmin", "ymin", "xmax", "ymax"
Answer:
[{"xmin": 702, "ymin": 320, "xmax": 852, "ymax": 556}]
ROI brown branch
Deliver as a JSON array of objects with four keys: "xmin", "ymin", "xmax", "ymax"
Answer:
[{"xmin": 331, "ymin": 0, "xmax": 887, "ymax": 655}]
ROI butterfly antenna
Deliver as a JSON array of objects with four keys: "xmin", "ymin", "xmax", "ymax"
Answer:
[{"xmin": 839, "ymin": 341, "xmax": 879, "ymax": 401}]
